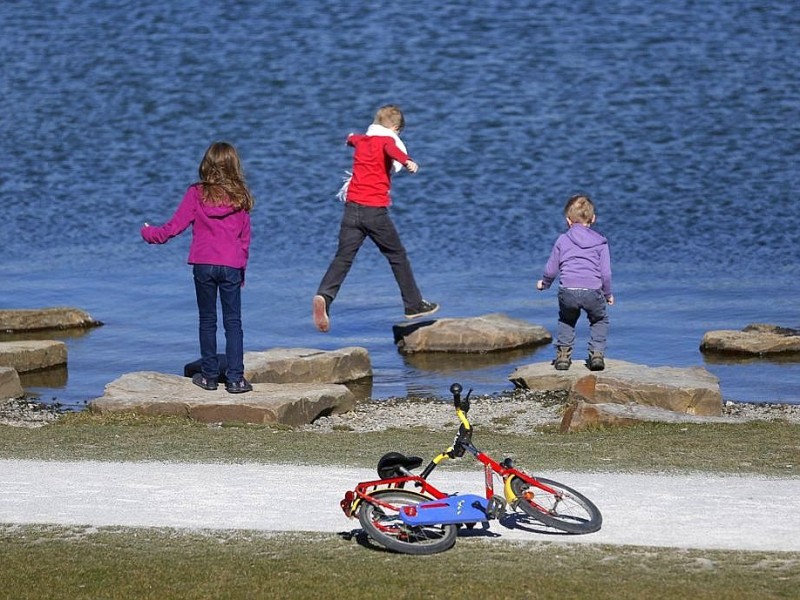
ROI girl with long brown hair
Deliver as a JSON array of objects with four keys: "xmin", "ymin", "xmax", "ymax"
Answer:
[{"xmin": 141, "ymin": 141, "xmax": 254, "ymax": 393}]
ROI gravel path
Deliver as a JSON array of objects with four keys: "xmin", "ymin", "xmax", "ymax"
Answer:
[{"xmin": 1, "ymin": 459, "xmax": 798, "ymax": 552}]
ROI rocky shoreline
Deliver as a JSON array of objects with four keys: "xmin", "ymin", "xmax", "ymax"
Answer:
[
  {"xmin": 0, "ymin": 397, "xmax": 63, "ymax": 428},
  {"xmin": 3, "ymin": 390, "xmax": 800, "ymax": 432},
  {"xmin": 301, "ymin": 389, "xmax": 800, "ymax": 434}
]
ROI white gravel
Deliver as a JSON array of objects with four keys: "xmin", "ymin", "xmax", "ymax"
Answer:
[{"xmin": 1, "ymin": 459, "xmax": 798, "ymax": 552}]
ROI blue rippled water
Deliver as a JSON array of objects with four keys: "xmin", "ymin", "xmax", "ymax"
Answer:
[{"xmin": 2, "ymin": 1, "xmax": 798, "ymax": 407}]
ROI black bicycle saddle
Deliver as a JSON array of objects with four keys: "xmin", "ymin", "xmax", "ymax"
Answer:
[{"xmin": 376, "ymin": 452, "xmax": 423, "ymax": 479}]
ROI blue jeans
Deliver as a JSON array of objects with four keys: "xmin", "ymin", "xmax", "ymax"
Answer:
[
  {"xmin": 556, "ymin": 288, "xmax": 609, "ymax": 353},
  {"xmin": 316, "ymin": 203, "xmax": 423, "ymax": 311},
  {"xmin": 193, "ymin": 264, "xmax": 245, "ymax": 382}
]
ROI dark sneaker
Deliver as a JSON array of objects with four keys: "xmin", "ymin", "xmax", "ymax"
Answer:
[
  {"xmin": 588, "ymin": 351, "xmax": 605, "ymax": 371},
  {"xmin": 225, "ymin": 379, "xmax": 253, "ymax": 394},
  {"xmin": 313, "ymin": 294, "xmax": 330, "ymax": 333},
  {"xmin": 404, "ymin": 300, "xmax": 439, "ymax": 320},
  {"xmin": 553, "ymin": 346, "xmax": 572, "ymax": 371},
  {"xmin": 192, "ymin": 373, "xmax": 218, "ymax": 391}
]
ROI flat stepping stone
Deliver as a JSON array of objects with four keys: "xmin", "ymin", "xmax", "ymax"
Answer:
[
  {"xmin": 509, "ymin": 358, "xmax": 722, "ymax": 417},
  {"xmin": 245, "ymin": 347, "xmax": 371, "ymax": 384},
  {"xmin": 701, "ymin": 323, "xmax": 800, "ymax": 356},
  {"xmin": 393, "ymin": 313, "xmax": 551, "ymax": 354},
  {"xmin": 0, "ymin": 367, "xmax": 24, "ymax": 400},
  {"xmin": 0, "ymin": 340, "xmax": 67, "ymax": 373},
  {"xmin": 183, "ymin": 347, "xmax": 372, "ymax": 397},
  {"xmin": 89, "ymin": 372, "xmax": 356, "ymax": 426},
  {"xmin": 560, "ymin": 398, "xmax": 743, "ymax": 432},
  {"xmin": 0, "ymin": 307, "xmax": 103, "ymax": 333}
]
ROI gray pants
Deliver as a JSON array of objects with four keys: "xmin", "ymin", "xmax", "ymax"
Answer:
[
  {"xmin": 556, "ymin": 288, "xmax": 609, "ymax": 353},
  {"xmin": 316, "ymin": 203, "xmax": 423, "ymax": 311}
]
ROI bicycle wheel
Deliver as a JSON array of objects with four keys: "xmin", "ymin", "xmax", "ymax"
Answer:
[
  {"xmin": 509, "ymin": 475, "xmax": 602, "ymax": 534},
  {"xmin": 357, "ymin": 489, "xmax": 458, "ymax": 555}
]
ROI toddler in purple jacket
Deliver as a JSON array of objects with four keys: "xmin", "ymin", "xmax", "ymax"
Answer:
[
  {"xmin": 141, "ymin": 142, "xmax": 254, "ymax": 393},
  {"xmin": 536, "ymin": 194, "xmax": 614, "ymax": 371}
]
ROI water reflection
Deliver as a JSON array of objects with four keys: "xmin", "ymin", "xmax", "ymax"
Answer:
[
  {"xmin": 400, "ymin": 345, "xmax": 548, "ymax": 375},
  {"xmin": 0, "ymin": 328, "xmax": 95, "ymax": 343},
  {"xmin": 702, "ymin": 352, "xmax": 800, "ymax": 366},
  {"xmin": 19, "ymin": 366, "xmax": 68, "ymax": 389}
]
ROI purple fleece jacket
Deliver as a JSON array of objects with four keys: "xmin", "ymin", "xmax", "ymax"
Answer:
[
  {"xmin": 141, "ymin": 185, "xmax": 251, "ymax": 270},
  {"xmin": 540, "ymin": 224, "xmax": 612, "ymax": 299}
]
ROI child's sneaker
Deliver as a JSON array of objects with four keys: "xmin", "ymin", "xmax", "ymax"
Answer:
[
  {"xmin": 192, "ymin": 373, "xmax": 218, "ymax": 391},
  {"xmin": 313, "ymin": 294, "xmax": 330, "ymax": 333},
  {"xmin": 587, "ymin": 351, "xmax": 605, "ymax": 371},
  {"xmin": 225, "ymin": 379, "xmax": 253, "ymax": 394},
  {"xmin": 553, "ymin": 346, "xmax": 572, "ymax": 371},
  {"xmin": 404, "ymin": 300, "xmax": 439, "ymax": 320}
]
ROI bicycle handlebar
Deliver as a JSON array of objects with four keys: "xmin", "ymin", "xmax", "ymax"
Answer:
[
  {"xmin": 420, "ymin": 383, "xmax": 476, "ymax": 477},
  {"xmin": 449, "ymin": 382, "xmax": 472, "ymax": 415}
]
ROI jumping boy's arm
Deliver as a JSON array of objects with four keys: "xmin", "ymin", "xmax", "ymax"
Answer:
[{"xmin": 382, "ymin": 137, "xmax": 417, "ymax": 173}]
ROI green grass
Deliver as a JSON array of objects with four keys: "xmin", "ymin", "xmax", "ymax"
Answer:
[
  {"xmin": 0, "ymin": 526, "xmax": 797, "ymax": 600},
  {"xmin": 1, "ymin": 414, "xmax": 799, "ymax": 599},
  {"xmin": 1, "ymin": 412, "xmax": 798, "ymax": 476}
]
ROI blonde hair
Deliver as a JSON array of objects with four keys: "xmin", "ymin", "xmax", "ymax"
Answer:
[
  {"xmin": 564, "ymin": 194, "xmax": 595, "ymax": 225},
  {"xmin": 373, "ymin": 104, "xmax": 405, "ymax": 131},
  {"xmin": 197, "ymin": 141, "xmax": 254, "ymax": 212}
]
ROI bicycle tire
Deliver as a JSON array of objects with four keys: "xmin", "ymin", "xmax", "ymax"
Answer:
[
  {"xmin": 509, "ymin": 475, "xmax": 602, "ymax": 534},
  {"xmin": 357, "ymin": 489, "xmax": 458, "ymax": 555}
]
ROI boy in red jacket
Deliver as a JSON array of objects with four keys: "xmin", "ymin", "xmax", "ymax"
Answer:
[{"xmin": 313, "ymin": 105, "xmax": 439, "ymax": 332}]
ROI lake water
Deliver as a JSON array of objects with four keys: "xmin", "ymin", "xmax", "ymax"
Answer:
[{"xmin": 2, "ymin": 0, "xmax": 799, "ymax": 409}]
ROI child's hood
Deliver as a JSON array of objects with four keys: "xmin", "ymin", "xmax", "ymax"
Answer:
[
  {"xmin": 198, "ymin": 199, "xmax": 241, "ymax": 219},
  {"xmin": 566, "ymin": 223, "xmax": 607, "ymax": 249}
]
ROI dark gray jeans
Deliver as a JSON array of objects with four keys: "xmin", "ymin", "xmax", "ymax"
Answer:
[
  {"xmin": 556, "ymin": 287, "xmax": 609, "ymax": 353},
  {"xmin": 316, "ymin": 203, "xmax": 423, "ymax": 311}
]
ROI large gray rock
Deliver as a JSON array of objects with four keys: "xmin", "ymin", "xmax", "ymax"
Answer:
[
  {"xmin": 0, "ymin": 340, "xmax": 67, "ymax": 373},
  {"xmin": 89, "ymin": 372, "xmax": 356, "ymax": 426},
  {"xmin": 509, "ymin": 358, "xmax": 722, "ymax": 417},
  {"xmin": 0, "ymin": 367, "xmax": 24, "ymax": 400},
  {"xmin": 701, "ymin": 323, "xmax": 800, "ymax": 356},
  {"xmin": 560, "ymin": 398, "xmax": 743, "ymax": 432},
  {"xmin": 245, "ymin": 347, "xmax": 371, "ymax": 384},
  {"xmin": 0, "ymin": 307, "xmax": 103, "ymax": 333},
  {"xmin": 393, "ymin": 313, "xmax": 551, "ymax": 354}
]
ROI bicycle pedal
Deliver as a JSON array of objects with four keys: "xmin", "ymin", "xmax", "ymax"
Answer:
[{"xmin": 487, "ymin": 495, "xmax": 507, "ymax": 519}]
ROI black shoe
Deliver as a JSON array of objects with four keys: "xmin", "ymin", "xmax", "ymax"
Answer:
[
  {"xmin": 225, "ymin": 379, "xmax": 253, "ymax": 394},
  {"xmin": 313, "ymin": 294, "xmax": 330, "ymax": 333},
  {"xmin": 588, "ymin": 352, "xmax": 605, "ymax": 371},
  {"xmin": 405, "ymin": 300, "xmax": 439, "ymax": 320},
  {"xmin": 192, "ymin": 373, "xmax": 218, "ymax": 391}
]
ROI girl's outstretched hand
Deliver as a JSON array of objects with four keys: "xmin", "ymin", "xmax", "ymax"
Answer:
[
  {"xmin": 405, "ymin": 160, "xmax": 419, "ymax": 173},
  {"xmin": 536, "ymin": 280, "xmax": 545, "ymax": 290}
]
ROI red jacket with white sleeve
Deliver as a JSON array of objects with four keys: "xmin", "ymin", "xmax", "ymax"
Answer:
[{"xmin": 345, "ymin": 133, "xmax": 410, "ymax": 207}]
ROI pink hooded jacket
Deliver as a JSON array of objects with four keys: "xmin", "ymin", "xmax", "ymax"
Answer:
[{"xmin": 141, "ymin": 184, "xmax": 251, "ymax": 270}]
